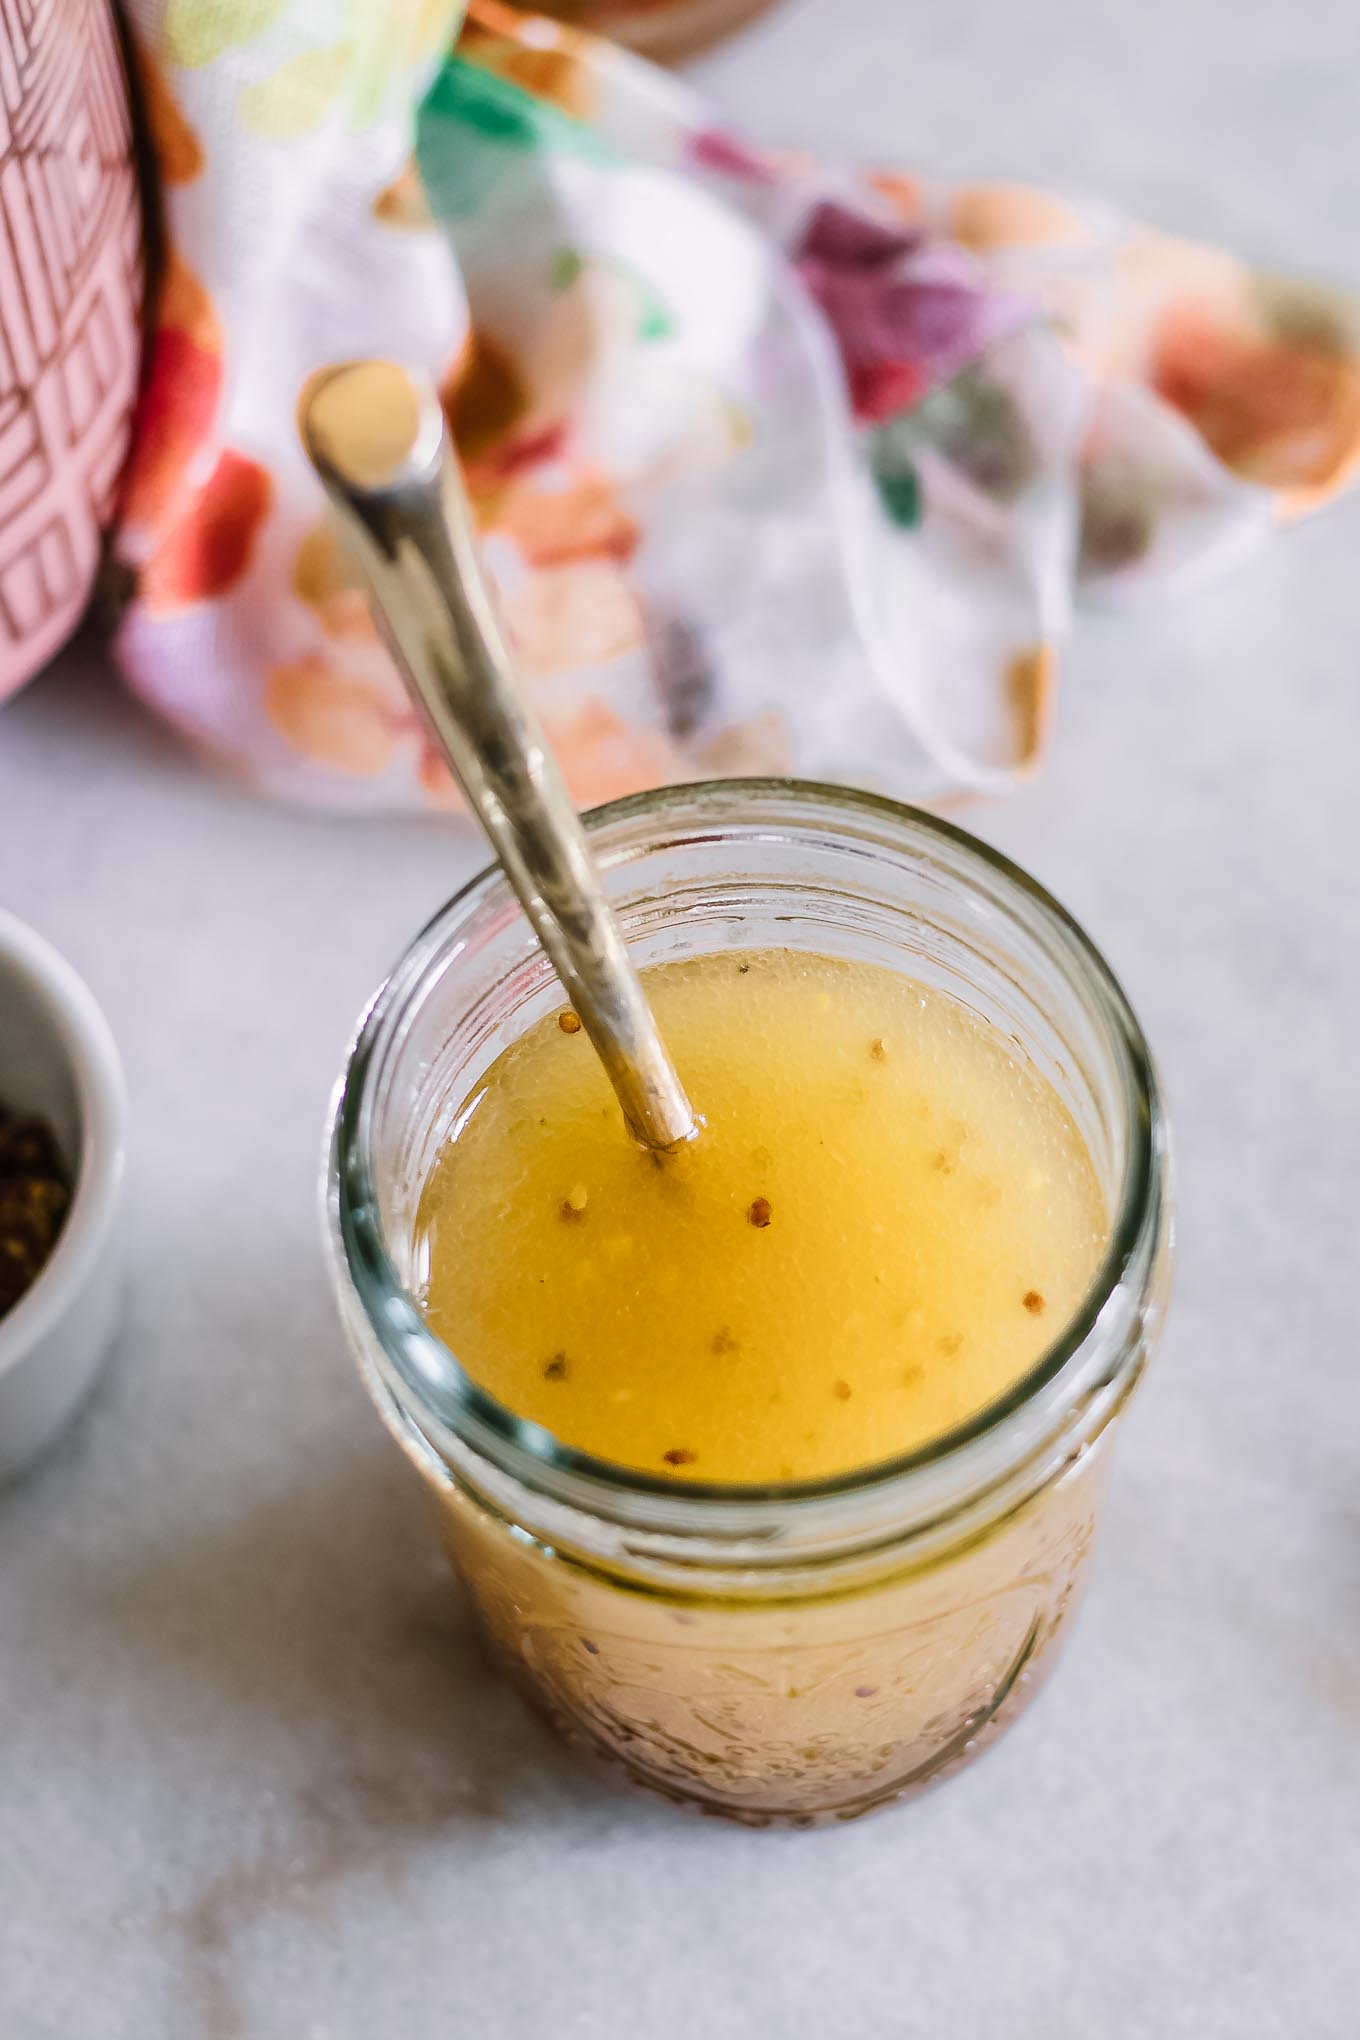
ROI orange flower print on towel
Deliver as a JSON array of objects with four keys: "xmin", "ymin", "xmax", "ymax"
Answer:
[
  {"xmin": 949, "ymin": 184, "xmax": 1088, "ymax": 253},
  {"xmin": 140, "ymin": 452, "xmax": 272, "ymax": 611},
  {"xmin": 1153, "ymin": 295, "xmax": 1360, "ymax": 511},
  {"xmin": 502, "ymin": 559, "xmax": 644, "ymax": 676},
  {"xmin": 541, "ymin": 699, "xmax": 688, "ymax": 811},
  {"xmin": 446, "ymin": 330, "xmax": 531, "ymax": 463},
  {"xmin": 692, "ymin": 708, "xmax": 794, "ymax": 780},
  {"xmin": 262, "ymin": 655, "xmax": 632, "ymax": 811},
  {"xmin": 265, "ymin": 655, "xmax": 407, "ymax": 775},
  {"xmin": 867, "ymin": 173, "xmax": 925, "ymax": 230},
  {"xmin": 1005, "ymin": 645, "xmax": 1057, "ymax": 773},
  {"xmin": 134, "ymin": 43, "xmax": 204, "ymax": 184},
  {"xmin": 121, "ymin": 255, "xmax": 224, "ymax": 535},
  {"xmin": 459, "ymin": 0, "xmax": 599, "ymax": 121},
  {"xmin": 373, "ymin": 156, "xmax": 433, "ymax": 228},
  {"xmin": 490, "ymin": 473, "xmax": 637, "ymax": 567},
  {"xmin": 293, "ymin": 522, "xmax": 380, "ymax": 641},
  {"xmin": 418, "ymin": 746, "xmax": 463, "ymax": 807}
]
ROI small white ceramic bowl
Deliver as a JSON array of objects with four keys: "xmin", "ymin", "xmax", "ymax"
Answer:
[{"xmin": 0, "ymin": 911, "xmax": 125, "ymax": 1485}]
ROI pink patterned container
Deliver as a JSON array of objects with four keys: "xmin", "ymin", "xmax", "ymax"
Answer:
[{"xmin": 0, "ymin": 0, "xmax": 142, "ymax": 701}]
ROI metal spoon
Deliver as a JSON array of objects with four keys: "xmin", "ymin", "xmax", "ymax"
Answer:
[{"xmin": 297, "ymin": 359, "xmax": 696, "ymax": 1152}]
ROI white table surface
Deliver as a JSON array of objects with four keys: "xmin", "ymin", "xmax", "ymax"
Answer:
[{"xmin": 4, "ymin": 3, "xmax": 1359, "ymax": 2034}]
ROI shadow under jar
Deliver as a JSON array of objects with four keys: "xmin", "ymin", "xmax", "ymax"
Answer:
[{"xmin": 326, "ymin": 781, "xmax": 1171, "ymax": 1826}]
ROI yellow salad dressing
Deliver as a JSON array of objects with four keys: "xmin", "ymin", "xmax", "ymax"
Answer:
[{"xmin": 417, "ymin": 949, "xmax": 1108, "ymax": 1483}]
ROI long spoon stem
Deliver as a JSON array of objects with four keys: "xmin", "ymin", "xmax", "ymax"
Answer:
[{"xmin": 299, "ymin": 359, "xmax": 696, "ymax": 1152}]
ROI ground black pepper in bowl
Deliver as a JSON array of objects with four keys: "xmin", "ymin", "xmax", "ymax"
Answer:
[{"xmin": 0, "ymin": 1100, "xmax": 70, "ymax": 1320}]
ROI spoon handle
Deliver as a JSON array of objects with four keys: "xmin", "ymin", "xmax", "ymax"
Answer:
[{"xmin": 299, "ymin": 360, "xmax": 696, "ymax": 1152}]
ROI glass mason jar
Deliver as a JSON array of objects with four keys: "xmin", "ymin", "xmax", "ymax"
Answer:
[{"xmin": 326, "ymin": 781, "xmax": 1171, "ymax": 1826}]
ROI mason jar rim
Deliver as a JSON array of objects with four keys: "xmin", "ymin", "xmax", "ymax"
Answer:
[{"xmin": 328, "ymin": 778, "xmax": 1163, "ymax": 1540}]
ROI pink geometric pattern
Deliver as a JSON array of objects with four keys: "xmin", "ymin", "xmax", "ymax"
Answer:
[{"xmin": 0, "ymin": 0, "xmax": 142, "ymax": 697}]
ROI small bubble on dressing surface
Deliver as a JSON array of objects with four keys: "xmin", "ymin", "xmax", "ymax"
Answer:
[{"xmin": 417, "ymin": 949, "xmax": 1109, "ymax": 1483}]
